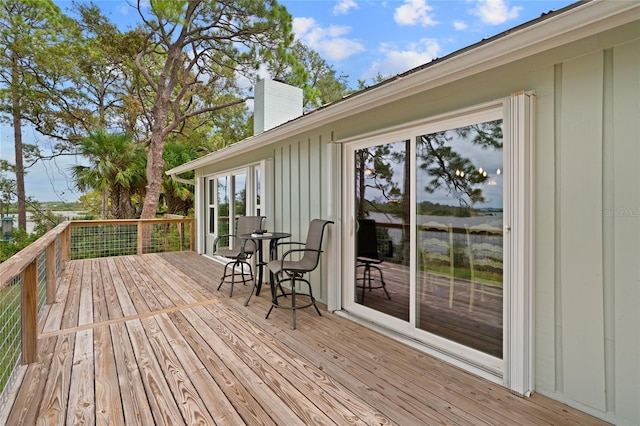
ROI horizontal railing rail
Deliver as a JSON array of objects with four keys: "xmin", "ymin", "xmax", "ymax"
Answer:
[{"xmin": 0, "ymin": 218, "xmax": 195, "ymax": 413}]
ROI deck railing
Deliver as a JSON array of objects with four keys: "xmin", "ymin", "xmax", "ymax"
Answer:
[{"xmin": 0, "ymin": 218, "xmax": 195, "ymax": 410}]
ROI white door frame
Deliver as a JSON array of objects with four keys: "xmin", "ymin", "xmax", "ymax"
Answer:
[{"xmin": 333, "ymin": 94, "xmax": 535, "ymax": 394}]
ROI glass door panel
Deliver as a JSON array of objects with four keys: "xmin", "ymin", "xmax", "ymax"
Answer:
[
  {"xmin": 208, "ymin": 178, "xmax": 216, "ymax": 234},
  {"xmin": 415, "ymin": 120, "xmax": 504, "ymax": 358},
  {"xmin": 255, "ymin": 168, "xmax": 262, "ymax": 216},
  {"xmin": 354, "ymin": 140, "xmax": 411, "ymax": 321},
  {"xmin": 217, "ymin": 176, "xmax": 230, "ymax": 246},
  {"xmin": 234, "ymin": 172, "xmax": 247, "ymax": 218}
]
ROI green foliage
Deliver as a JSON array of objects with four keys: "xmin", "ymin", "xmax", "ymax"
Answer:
[
  {"xmin": 2, "ymin": 0, "xmax": 355, "ymax": 221},
  {"xmin": 0, "ymin": 280, "xmax": 21, "ymax": 394},
  {"xmin": 0, "ymin": 228, "xmax": 41, "ymax": 262},
  {"xmin": 268, "ymin": 41, "xmax": 350, "ymax": 110},
  {"xmin": 0, "ymin": 161, "xmax": 16, "ymax": 212},
  {"xmin": 418, "ymin": 120, "xmax": 503, "ymax": 207},
  {"xmin": 71, "ymin": 130, "xmax": 146, "ymax": 219},
  {"xmin": 136, "ymin": 0, "xmax": 304, "ymax": 217}
]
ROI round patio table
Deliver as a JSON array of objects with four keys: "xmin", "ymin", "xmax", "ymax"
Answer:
[{"xmin": 239, "ymin": 232, "xmax": 291, "ymax": 306}]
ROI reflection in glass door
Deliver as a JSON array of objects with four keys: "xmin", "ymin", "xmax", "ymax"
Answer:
[
  {"xmin": 416, "ymin": 120, "xmax": 503, "ymax": 358},
  {"xmin": 217, "ymin": 176, "xmax": 230, "ymax": 238},
  {"xmin": 350, "ymin": 117, "xmax": 504, "ymax": 360},
  {"xmin": 216, "ymin": 172, "xmax": 247, "ymax": 250},
  {"xmin": 354, "ymin": 140, "xmax": 411, "ymax": 321},
  {"xmin": 204, "ymin": 164, "xmax": 262, "ymax": 257}
]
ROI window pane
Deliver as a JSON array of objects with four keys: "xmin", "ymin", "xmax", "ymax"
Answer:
[
  {"xmin": 416, "ymin": 119, "xmax": 503, "ymax": 358},
  {"xmin": 208, "ymin": 179, "xmax": 215, "ymax": 234},
  {"xmin": 208, "ymin": 178, "xmax": 215, "ymax": 204},
  {"xmin": 217, "ymin": 176, "xmax": 230, "ymax": 244},
  {"xmin": 209, "ymin": 207, "xmax": 215, "ymax": 234},
  {"xmin": 355, "ymin": 140, "xmax": 411, "ymax": 321},
  {"xmin": 234, "ymin": 173, "xmax": 247, "ymax": 216}
]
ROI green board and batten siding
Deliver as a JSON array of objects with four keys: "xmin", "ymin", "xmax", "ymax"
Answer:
[
  {"xmin": 610, "ymin": 39, "xmax": 640, "ymax": 423},
  {"xmin": 543, "ymin": 37, "xmax": 639, "ymax": 422},
  {"xmin": 273, "ymin": 134, "xmax": 330, "ymax": 302},
  {"xmin": 559, "ymin": 50, "xmax": 606, "ymax": 411}
]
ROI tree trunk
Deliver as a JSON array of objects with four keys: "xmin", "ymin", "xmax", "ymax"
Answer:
[
  {"xmin": 101, "ymin": 187, "xmax": 108, "ymax": 219},
  {"xmin": 140, "ymin": 132, "xmax": 165, "ymax": 219},
  {"xmin": 138, "ymin": 39, "xmax": 184, "ymax": 220},
  {"xmin": 11, "ymin": 55, "xmax": 26, "ymax": 230}
]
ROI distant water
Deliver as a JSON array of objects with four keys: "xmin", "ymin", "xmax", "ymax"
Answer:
[
  {"xmin": 367, "ymin": 211, "xmax": 504, "ymax": 247},
  {"xmin": 10, "ymin": 211, "xmax": 83, "ymax": 234}
]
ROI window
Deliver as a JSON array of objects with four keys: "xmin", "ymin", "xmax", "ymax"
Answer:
[{"xmin": 204, "ymin": 162, "xmax": 265, "ymax": 256}]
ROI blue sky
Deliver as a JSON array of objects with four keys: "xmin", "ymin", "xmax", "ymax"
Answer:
[
  {"xmin": 1, "ymin": 0, "xmax": 575, "ymax": 202},
  {"xmin": 282, "ymin": 0, "xmax": 573, "ymax": 86}
]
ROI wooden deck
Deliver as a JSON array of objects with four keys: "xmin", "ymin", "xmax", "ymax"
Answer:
[
  {"xmin": 3, "ymin": 252, "xmax": 608, "ymax": 425},
  {"xmin": 357, "ymin": 262, "xmax": 504, "ymax": 358}
]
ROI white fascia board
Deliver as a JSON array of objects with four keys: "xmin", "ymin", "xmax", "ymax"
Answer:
[{"xmin": 166, "ymin": 0, "xmax": 639, "ymax": 177}]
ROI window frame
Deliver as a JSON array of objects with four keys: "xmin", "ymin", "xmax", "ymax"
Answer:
[{"xmin": 202, "ymin": 161, "xmax": 265, "ymax": 254}]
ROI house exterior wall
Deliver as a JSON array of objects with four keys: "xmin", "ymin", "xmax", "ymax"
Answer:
[
  {"xmin": 325, "ymin": 25, "xmax": 639, "ymax": 424},
  {"xmin": 191, "ymin": 19, "xmax": 639, "ymax": 425},
  {"xmin": 196, "ymin": 135, "xmax": 333, "ymax": 301}
]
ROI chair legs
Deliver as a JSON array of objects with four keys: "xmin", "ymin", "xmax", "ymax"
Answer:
[
  {"xmin": 266, "ymin": 274, "xmax": 321, "ymax": 330},
  {"xmin": 218, "ymin": 259, "xmax": 253, "ymax": 297},
  {"xmin": 356, "ymin": 261, "xmax": 391, "ymax": 303}
]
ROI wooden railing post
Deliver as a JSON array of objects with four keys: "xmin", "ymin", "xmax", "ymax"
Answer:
[
  {"xmin": 66, "ymin": 225, "xmax": 71, "ymax": 262},
  {"xmin": 137, "ymin": 220, "xmax": 143, "ymax": 255},
  {"xmin": 60, "ymin": 225, "xmax": 71, "ymax": 264},
  {"xmin": 46, "ymin": 240, "xmax": 56, "ymax": 304},
  {"xmin": 22, "ymin": 259, "xmax": 38, "ymax": 364}
]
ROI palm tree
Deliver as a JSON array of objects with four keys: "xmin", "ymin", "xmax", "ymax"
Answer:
[{"xmin": 71, "ymin": 130, "xmax": 146, "ymax": 219}]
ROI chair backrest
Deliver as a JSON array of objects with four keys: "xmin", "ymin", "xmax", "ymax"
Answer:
[
  {"xmin": 297, "ymin": 219, "xmax": 333, "ymax": 272},
  {"xmin": 234, "ymin": 216, "xmax": 264, "ymax": 252},
  {"xmin": 357, "ymin": 218, "xmax": 380, "ymax": 259},
  {"xmin": 465, "ymin": 224, "xmax": 503, "ymax": 272},
  {"xmin": 420, "ymin": 221, "xmax": 454, "ymax": 270}
]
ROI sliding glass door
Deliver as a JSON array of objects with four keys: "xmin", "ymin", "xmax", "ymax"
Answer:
[
  {"xmin": 347, "ymin": 104, "xmax": 505, "ymax": 367},
  {"xmin": 415, "ymin": 120, "xmax": 504, "ymax": 358}
]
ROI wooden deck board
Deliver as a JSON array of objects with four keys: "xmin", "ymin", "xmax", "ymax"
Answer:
[
  {"xmin": 168, "ymin": 310, "xmax": 275, "ymax": 426},
  {"xmin": 94, "ymin": 325, "xmax": 125, "ymax": 426},
  {"xmin": 41, "ymin": 260, "xmax": 74, "ymax": 333},
  {"xmin": 4, "ymin": 252, "xmax": 610, "ymax": 425},
  {"xmin": 125, "ymin": 317, "xmax": 186, "ymax": 425},
  {"xmin": 66, "ymin": 328, "xmax": 94, "ymax": 425},
  {"xmin": 110, "ymin": 321, "xmax": 154, "ymax": 425},
  {"xmin": 38, "ymin": 331, "xmax": 75, "ymax": 424}
]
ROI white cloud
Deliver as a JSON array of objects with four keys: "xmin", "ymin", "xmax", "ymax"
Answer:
[
  {"xmin": 333, "ymin": 0, "xmax": 358, "ymax": 15},
  {"xmin": 362, "ymin": 38, "xmax": 441, "ymax": 81},
  {"xmin": 394, "ymin": 0, "xmax": 437, "ymax": 27},
  {"xmin": 471, "ymin": 0, "xmax": 522, "ymax": 25},
  {"xmin": 292, "ymin": 17, "xmax": 365, "ymax": 62},
  {"xmin": 453, "ymin": 21, "xmax": 468, "ymax": 30},
  {"xmin": 292, "ymin": 17, "xmax": 316, "ymax": 35}
]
